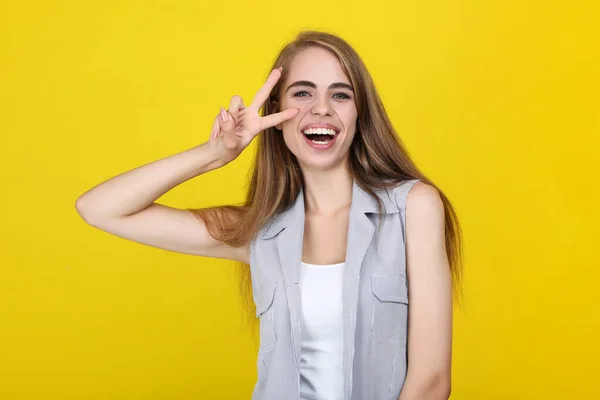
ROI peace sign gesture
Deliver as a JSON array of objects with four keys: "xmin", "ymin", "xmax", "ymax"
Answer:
[{"xmin": 208, "ymin": 67, "xmax": 299, "ymax": 166}]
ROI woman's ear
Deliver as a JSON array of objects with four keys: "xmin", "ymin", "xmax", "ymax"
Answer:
[{"xmin": 271, "ymin": 100, "xmax": 282, "ymax": 131}]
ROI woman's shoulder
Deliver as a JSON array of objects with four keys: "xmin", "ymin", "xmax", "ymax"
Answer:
[
  {"xmin": 386, "ymin": 179, "xmax": 441, "ymax": 211},
  {"xmin": 399, "ymin": 179, "xmax": 444, "ymax": 218}
]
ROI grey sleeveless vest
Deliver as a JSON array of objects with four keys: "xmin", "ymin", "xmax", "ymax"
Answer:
[{"xmin": 249, "ymin": 178, "xmax": 420, "ymax": 400}]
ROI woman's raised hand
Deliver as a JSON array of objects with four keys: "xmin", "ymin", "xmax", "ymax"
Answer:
[{"xmin": 208, "ymin": 67, "xmax": 299, "ymax": 165}]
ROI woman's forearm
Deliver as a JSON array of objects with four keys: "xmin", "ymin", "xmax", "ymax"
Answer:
[{"xmin": 75, "ymin": 141, "xmax": 224, "ymax": 222}]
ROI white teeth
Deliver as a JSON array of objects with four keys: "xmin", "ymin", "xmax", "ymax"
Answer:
[
  {"xmin": 302, "ymin": 128, "xmax": 337, "ymax": 136},
  {"xmin": 311, "ymin": 140, "xmax": 329, "ymax": 145}
]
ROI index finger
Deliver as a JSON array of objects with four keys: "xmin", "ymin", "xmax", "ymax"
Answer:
[{"xmin": 249, "ymin": 68, "xmax": 283, "ymax": 111}]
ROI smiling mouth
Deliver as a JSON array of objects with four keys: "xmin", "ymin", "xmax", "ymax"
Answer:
[{"xmin": 301, "ymin": 128, "xmax": 339, "ymax": 144}]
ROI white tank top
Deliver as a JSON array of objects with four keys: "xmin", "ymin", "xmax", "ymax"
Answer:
[{"xmin": 299, "ymin": 261, "xmax": 345, "ymax": 400}]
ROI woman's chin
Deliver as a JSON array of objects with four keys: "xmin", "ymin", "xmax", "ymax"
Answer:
[{"xmin": 297, "ymin": 152, "xmax": 349, "ymax": 172}]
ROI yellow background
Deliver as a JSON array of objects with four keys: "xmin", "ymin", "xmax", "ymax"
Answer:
[{"xmin": 1, "ymin": 1, "xmax": 598, "ymax": 398}]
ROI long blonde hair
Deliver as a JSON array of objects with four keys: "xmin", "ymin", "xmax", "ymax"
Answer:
[{"xmin": 191, "ymin": 30, "xmax": 464, "ymax": 338}]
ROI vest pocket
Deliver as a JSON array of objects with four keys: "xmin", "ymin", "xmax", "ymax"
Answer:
[
  {"xmin": 254, "ymin": 284, "xmax": 278, "ymax": 352},
  {"xmin": 370, "ymin": 274, "xmax": 409, "ymax": 346}
]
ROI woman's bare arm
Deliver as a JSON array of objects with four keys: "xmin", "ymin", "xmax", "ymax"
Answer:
[
  {"xmin": 75, "ymin": 68, "xmax": 298, "ymax": 265},
  {"xmin": 75, "ymin": 140, "xmax": 249, "ymax": 263},
  {"xmin": 399, "ymin": 182, "xmax": 453, "ymax": 400}
]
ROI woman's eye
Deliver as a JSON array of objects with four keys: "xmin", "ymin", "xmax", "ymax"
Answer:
[
  {"xmin": 334, "ymin": 93, "xmax": 351, "ymax": 99},
  {"xmin": 292, "ymin": 91, "xmax": 351, "ymax": 100}
]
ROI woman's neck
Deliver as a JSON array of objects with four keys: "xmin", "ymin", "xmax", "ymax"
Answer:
[{"xmin": 301, "ymin": 167, "xmax": 353, "ymax": 217}]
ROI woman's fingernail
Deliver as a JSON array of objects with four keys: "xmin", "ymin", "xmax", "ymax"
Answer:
[{"xmin": 220, "ymin": 107, "xmax": 229, "ymax": 121}]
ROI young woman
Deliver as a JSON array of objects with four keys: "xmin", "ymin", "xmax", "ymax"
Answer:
[{"xmin": 76, "ymin": 30, "xmax": 462, "ymax": 400}]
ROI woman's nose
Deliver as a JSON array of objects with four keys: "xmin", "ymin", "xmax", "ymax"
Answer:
[{"xmin": 310, "ymin": 95, "xmax": 333, "ymax": 116}]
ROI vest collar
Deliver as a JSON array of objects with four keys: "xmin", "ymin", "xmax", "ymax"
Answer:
[{"xmin": 260, "ymin": 178, "xmax": 398, "ymax": 240}]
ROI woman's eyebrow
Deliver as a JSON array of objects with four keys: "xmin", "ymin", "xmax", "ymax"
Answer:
[{"xmin": 285, "ymin": 80, "xmax": 354, "ymax": 93}]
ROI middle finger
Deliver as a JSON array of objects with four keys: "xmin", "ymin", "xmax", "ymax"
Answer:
[{"xmin": 249, "ymin": 68, "xmax": 283, "ymax": 111}]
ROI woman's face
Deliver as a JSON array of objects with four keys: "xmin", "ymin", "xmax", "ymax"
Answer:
[{"xmin": 275, "ymin": 47, "xmax": 358, "ymax": 171}]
